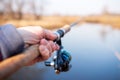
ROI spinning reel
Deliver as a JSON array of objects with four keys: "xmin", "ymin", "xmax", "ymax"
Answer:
[
  {"xmin": 45, "ymin": 39, "xmax": 72, "ymax": 74},
  {"xmin": 44, "ymin": 19, "xmax": 80, "ymax": 74}
]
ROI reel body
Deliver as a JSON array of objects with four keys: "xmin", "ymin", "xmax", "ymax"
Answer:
[{"xmin": 45, "ymin": 39, "xmax": 72, "ymax": 74}]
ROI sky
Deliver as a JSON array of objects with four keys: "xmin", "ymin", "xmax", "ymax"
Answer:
[{"xmin": 44, "ymin": 0, "xmax": 120, "ymax": 16}]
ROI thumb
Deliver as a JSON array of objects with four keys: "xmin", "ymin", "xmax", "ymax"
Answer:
[{"xmin": 44, "ymin": 30, "xmax": 57, "ymax": 41}]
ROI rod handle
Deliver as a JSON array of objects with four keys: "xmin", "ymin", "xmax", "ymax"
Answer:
[{"xmin": 54, "ymin": 25, "xmax": 71, "ymax": 41}]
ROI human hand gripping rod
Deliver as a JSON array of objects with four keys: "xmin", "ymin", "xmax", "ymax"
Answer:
[
  {"xmin": 0, "ymin": 19, "xmax": 81, "ymax": 79},
  {"xmin": 45, "ymin": 19, "xmax": 80, "ymax": 74}
]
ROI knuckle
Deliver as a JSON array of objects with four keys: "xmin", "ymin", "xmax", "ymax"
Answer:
[{"xmin": 40, "ymin": 39, "xmax": 48, "ymax": 45}]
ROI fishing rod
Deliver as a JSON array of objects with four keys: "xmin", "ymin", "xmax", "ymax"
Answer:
[{"xmin": 44, "ymin": 19, "xmax": 82, "ymax": 74}]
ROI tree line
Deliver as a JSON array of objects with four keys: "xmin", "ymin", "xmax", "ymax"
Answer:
[{"xmin": 0, "ymin": 0, "xmax": 46, "ymax": 20}]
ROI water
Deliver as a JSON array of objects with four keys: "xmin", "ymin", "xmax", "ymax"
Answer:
[{"xmin": 8, "ymin": 23, "xmax": 120, "ymax": 80}]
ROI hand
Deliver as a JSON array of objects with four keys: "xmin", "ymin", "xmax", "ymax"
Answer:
[
  {"xmin": 17, "ymin": 26, "xmax": 57, "ymax": 46},
  {"xmin": 17, "ymin": 26, "xmax": 59, "ymax": 65}
]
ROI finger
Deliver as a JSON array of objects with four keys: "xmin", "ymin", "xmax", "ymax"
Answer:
[
  {"xmin": 39, "ymin": 45, "xmax": 50, "ymax": 60},
  {"xmin": 49, "ymin": 41, "xmax": 55, "ymax": 51},
  {"xmin": 55, "ymin": 44, "xmax": 60, "ymax": 50},
  {"xmin": 46, "ymin": 43, "xmax": 52, "ymax": 54},
  {"xmin": 40, "ymin": 39, "xmax": 52, "ymax": 53},
  {"xmin": 49, "ymin": 41, "xmax": 59, "ymax": 52},
  {"xmin": 40, "ymin": 39, "xmax": 48, "ymax": 45},
  {"xmin": 44, "ymin": 30, "xmax": 57, "ymax": 40},
  {"xmin": 40, "ymin": 39, "xmax": 60, "ymax": 51},
  {"xmin": 48, "ymin": 41, "xmax": 55, "ymax": 56}
]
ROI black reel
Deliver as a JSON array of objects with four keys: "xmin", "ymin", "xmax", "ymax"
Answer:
[{"xmin": 44, "ymin": 39, "xmax": 72, "ymax": 74}]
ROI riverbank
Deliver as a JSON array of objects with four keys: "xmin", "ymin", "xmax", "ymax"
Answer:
[
  {"xmin": 0, "ymin": 16, "xmax": 80, "ymax": 29},
  {"xmin": 84, "ymin": 15, "xmax": 120, "ymax": 29},
  {"xmin": 0, "ymin": 15, "xmax": 120, "ymax": 29}
]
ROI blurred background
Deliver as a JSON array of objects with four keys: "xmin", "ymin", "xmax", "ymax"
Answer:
[
  {"xmin": 0, "ymin": 0, "xmax": 120, "ymax": 80},
  {"xmin": 0, "ymin": 0, "xmax": 120, "ymax": 29}
]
